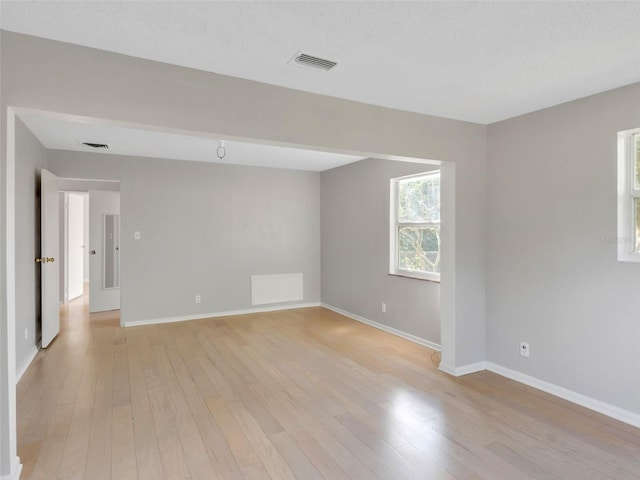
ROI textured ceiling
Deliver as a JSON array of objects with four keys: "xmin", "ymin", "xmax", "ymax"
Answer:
[{"xmin": 2, "ymin": 1, "xmax": 639, "ymax": 124}]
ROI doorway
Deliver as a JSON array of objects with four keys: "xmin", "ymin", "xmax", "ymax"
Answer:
[
  {"xmin": 41, "ymin": 175, "xmax": 122, "ymax": 349},
  {"xmin": 58, "ymin": 180, "xmax": 121, "ymax": 316},
  {"xmin": 61, "ymin": 192, "xmax": 87, "ymax": 304}
]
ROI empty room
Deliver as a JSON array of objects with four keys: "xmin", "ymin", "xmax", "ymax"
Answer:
[{"xmin": 1, "ymin": 2, "xmax": 639, "ymax": 479}]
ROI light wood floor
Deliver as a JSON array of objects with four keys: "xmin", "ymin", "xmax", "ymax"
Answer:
[{"xmin": 17, "ymin": 295, "xmax": 640, "ymax": 479}]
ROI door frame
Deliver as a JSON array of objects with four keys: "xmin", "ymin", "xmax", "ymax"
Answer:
[{"xmin": 2, "ymin": 107, "xmax": 21, "ymax": 479}]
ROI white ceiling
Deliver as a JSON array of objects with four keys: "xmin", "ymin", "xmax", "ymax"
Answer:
[
  {"xmin": 2, "ymin": 1, "xmax": 639, "ymax": 124},
  {"xmin": 18, "ymin": 113, "xmax": 366, "ymax": 172}
]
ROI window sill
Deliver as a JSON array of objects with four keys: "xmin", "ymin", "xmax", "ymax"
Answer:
[
  {"xmin": 618, "ymin": 253, "xmax": 640, "ymax": 263},
  {"xmin": 389, "ymin": 272, "xmax": 441, "ymax": 283}
]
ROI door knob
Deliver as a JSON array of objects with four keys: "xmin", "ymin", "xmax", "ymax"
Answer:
[
  {"xmin": 90, "ymin": 250, "xmax": 96, "ymax": 255},
  {"xmin": 35, "ymin": 257, "xmax": 44, "ymax": 263},
  {"xmin": 35, "ymin": 257, "xmax": 55, "ymax": 263}
]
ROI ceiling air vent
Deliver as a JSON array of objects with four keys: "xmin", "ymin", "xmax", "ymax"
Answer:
[
  {"xmin": 82, "ymin": 142, "xmax": 109, "ymax": 149},
  {"xmin": 290, "ymin": 52, "xmax": 337, "ymax": 71}
]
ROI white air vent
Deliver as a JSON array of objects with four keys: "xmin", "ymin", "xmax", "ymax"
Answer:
[{"xmin": 290, "ymin": 52, "xmax": 337, "ymax": 71}]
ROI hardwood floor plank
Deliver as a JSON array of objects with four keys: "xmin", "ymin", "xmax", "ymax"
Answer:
[
  {"xmin": 57, "ymin": 418, "xmax": 91, "ymax": 480},
  {"xmin": 152, "ymin": 344, "xmax": 220, "ymax": 480},
  {"xmin": 395, "ymin": 443, "xmax": 462, "ymax": 480},
  {"xmin": 111, "ymin": 405, "xmax": 137, "ymax": 480},
  {"xmin": 487, "ymin": 442, "xmax": 562, "ymax": 480},
  {"xmin": 240, "ymin": 463, "xmax": 271, "ymax": 480},
  {"xmin": 206, "ymin": 396, "xmax": 260, "ymax": 468},
  {"xmin": 15, "ymin": 297, "xmax": 640, "ymax": 480},
  {"xmin": 28, "ymin": 404, "xmax": 73, "ymax": 480},
  {"xmin": 56, "ymin": 349, "xmax": 98, "ymax": 480},
  {"xmin": 249, "ymin": 383, "xmax": 358, "ymax": 480},
  {"xmin": 335, "ymin": 412, "xmax": 443, "ymax": 480},
  {"xmin": 227, "ymin": 399, "xmax": 297, "ymax": 480},
  {"xmin": 157, "ymin": 434, "xmax": 190, "ymax": 480},
  {"xmin": 112, "ymin": 343, "xmax": 132, "ymax": 408},
  {"xmin": 164, "ymin": 337, "xmax": 245, "ymax": 479},
  {"xmin": 132, "ymin": 411, "xmax": 165, "ymax": 480},
  {"xmin": 269, "ymin": 431, "xmax": 324, "ymax": 480},
  {"xmin": 126, "ymin": 330, "xmax": 152, "ymax": 416},
  {"xmin": 85, "ymin": 327, "xmax": 115, "ymax": 480}
]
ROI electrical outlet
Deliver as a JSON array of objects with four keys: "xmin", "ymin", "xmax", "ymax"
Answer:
[
  {"xmin": 520, "ymin": 342, "xmax": 530, "ymax": 358},
  {"xmin": 195, "ymin": 295, "xmax": 201, "ymax": 304},
  {"xmin": 24, "ymin": 328, "xmax": 28, "ymax": 341},
  {"xmin": 381, "ymin": 302, "xmax": 387, "ymax": 313}
]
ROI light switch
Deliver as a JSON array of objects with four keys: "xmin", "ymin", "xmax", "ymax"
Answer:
[{"xmin": 134, "ymin": 231, "xmax": 141, "ymax": 240}]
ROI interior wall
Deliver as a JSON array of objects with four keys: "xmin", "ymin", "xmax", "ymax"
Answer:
[
  {"xmin": 486, "ymin": 82, "xmax": 640, "ymax": 415},
  {"xmin": 1, "ymin": 31, "xmax": 487, "ymax": 475},
  {"xmin": 322, "ymin": 158, "xmax": 441, "ymax": 345},
  {"xmin": 14, "ymin": 117, "xmax": 46, "ymax": 372},
  {"xmin": 47, "ymin": 150, "xmax": 321, "ymax": 324}
]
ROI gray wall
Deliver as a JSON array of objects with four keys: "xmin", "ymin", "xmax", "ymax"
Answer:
[
  {"xmin": 47, "ymin": 151, "xmax": 321, "ymax": 324},
  {"xmin": 486, "ymin": 82, "xmax": 640, "ymax": 414},
  {"xmin": 322, "ymin": 158, "xmax": 441, "ymax": 344},
  {"xmin": 14, "ymin": 118, "xmax": 47, "ymax": 372}
]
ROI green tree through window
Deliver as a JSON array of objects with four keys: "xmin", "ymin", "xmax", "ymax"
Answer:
[
  {"xmin": 616, "ymin": 127, "xmax": 640, "ymax": 262},
  {"xmin": 392, "ymin": 171, "xmax": 441, "ymax": 280},
  {"xmin": 635, "ymin": 133, "xmax": 640, "ymax": 188}
]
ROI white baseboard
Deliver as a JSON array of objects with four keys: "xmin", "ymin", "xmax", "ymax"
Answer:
[
  {"xmin": 124, "ymin": 302, "xmax": 321, "ymax": 327},
  {"xmin": 16, "ymin": 345, "xmax": 39, "ymax": 382},
  {"xmin": 436, "ymin": 359, "xmax": 640, "ymax": 428},
  {"xmin": 486, "ymin": 362, "xmax": 640, "ymax": 429},
  {"xmin": 0, "ymin": 456, "xmax": 22, "ymax": 480},
  {"xmin": 439, "ymin": 361, "xmax": 486, "ymax": 377},
  {"xmin": 320, "ymin": 303, "xmax": 441, "ymax": 351}
]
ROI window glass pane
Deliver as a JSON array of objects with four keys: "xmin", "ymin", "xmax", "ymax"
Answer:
[
  {"xmin": 635, "ymin": 197, "xmax": 640, "ymax": 252},
  {"xmin": 635, "ymin": 134, "xmax": 640, "ymax": 189},
  {"xmin": 398, "ymin": 225, "xmax": 441, "ymax": 273},
  {"xmin": 398, "ymin": 173, "xmax": 440, "ymax": 223}
]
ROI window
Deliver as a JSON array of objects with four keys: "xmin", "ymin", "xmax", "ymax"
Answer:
[
  {"xmin": 390, "ymin": 171, "xmax": 441, "ymax": 281},
  {"xmin": 617, "ymin": 128, "xmax": 640, "ymax": 262}
]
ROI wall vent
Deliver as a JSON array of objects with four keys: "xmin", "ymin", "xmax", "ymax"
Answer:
[
  {"xmin": 290, "ymin": 52, "xmax": 337, "ymax": 71},
  {"xmin": 82, "ymin": 142, "xmax": 109, "ymax": 149}
]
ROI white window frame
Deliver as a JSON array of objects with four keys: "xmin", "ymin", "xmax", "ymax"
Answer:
[
  {"xmin": 390, "ymin": 170, "xmax": 441, "ymax": 282},
  {"xmin": 617, "ymin": 127, "xmax": 640, "ymax": 262}
]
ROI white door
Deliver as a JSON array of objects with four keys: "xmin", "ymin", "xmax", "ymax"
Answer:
[
  {"xmin": 89, "ymin": 190, "xmax": 121, "ymax": 313},
  {"xmin": 41, "ymin": 169, "xmax": 60, "ymax": 348}
]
